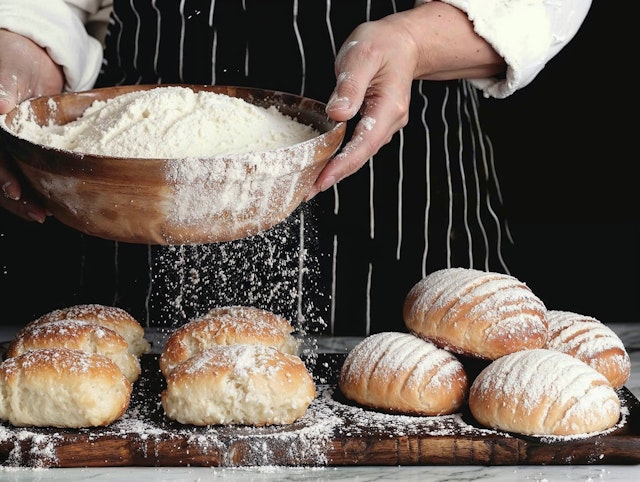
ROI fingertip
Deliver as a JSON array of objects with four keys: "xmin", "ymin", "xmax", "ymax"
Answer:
[
  {"xmin": 2, "ymin": 181, "xmax": 20, "ymax": 201},
  {"xmin": 319, "ymin": 175, "xmax": 337, "ymax": 193},
  {"xmin": 304, "ymin": 186, "xmax": 319, "ymax": 202},
  {"xmin": 27, "ymin": 210, "xmax": 48, "ymax": 224}
]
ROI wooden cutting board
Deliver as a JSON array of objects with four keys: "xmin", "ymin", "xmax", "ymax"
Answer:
[{"xmin": 1, "ymin": 353, "xmax": 639, "ymax": 468}]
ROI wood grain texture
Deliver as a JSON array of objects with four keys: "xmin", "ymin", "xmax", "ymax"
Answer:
[{"xmin": 1, "ymin": 353, "xmax": 639, "ymax": 468}]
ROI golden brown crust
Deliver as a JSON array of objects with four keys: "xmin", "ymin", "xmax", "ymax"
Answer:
[
  {"xmin": 29, "ymin": 303, "xmax": 150, "ymax": 357},
  {"xmin": 0, "ymin": 348, "xmax": 132, "ymax": 428},
  {"xmin": 161, "ymin": 344, "xmax": 316, "ymax": 426},
  {"xmin": 7, "ymin": 319, "xmax": 141, "ymax": 382},
  {"xmin": 339, "ymin": 332, "xmax": 468, "ymax": 416},
  {"xmin": 545, "ymin": 310, "xmax": 631, "ymax": 389},
  {"xmin": 468, "ymin": 349, "xmax": 620, "ymax": 436},
  {"xmin": 403, "ymin": 268, "xmax": 548, "ymax": 360},
  {"xmin": 159, "ymin": 305, "xmax": 299, "ymax": 377}
]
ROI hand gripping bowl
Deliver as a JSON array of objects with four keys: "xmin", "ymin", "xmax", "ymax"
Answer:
[{"xmin": 0, "ymin": 85, "xmax": 346, "ymax": 245}]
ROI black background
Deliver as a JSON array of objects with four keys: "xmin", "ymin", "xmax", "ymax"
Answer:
[{"xmin": 481, "ymin": 1, "xmax": 638, "ymax": 323}]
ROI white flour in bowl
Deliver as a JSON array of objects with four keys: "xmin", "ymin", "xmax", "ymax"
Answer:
[{"xmin": 4, "ymin": 86, "xmax": 319, "ymax": 158}]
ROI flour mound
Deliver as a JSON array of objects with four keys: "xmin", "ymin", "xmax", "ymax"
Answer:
[{"xmin": 8, "ymin": 86, "xmax": 319, "ymax": 158}]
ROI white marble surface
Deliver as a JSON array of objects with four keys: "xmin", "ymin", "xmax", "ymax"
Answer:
[{"xmin": 1, "ymin": 323, "xmax": 639, "ymax": 481}]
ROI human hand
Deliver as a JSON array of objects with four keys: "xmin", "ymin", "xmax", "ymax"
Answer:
[
  {"xmin": 307, "ymin": 2, "xmax": 505, "ymax": 199},
  {"xmin": 0, "ymin": 29, "xmax": 64, "ymax": 222}
]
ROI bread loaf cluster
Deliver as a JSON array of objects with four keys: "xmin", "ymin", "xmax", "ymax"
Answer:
[
  {"xmin": 0, "ymin": 304, "xmax": 148, "ymax": 428},
  {"xmin": 160, "ymin": 305, "xmax": 316, "ymax": 426},
  {"xmin": 341, "ymin": 268, "xmax": 627, "ymax": 437}
]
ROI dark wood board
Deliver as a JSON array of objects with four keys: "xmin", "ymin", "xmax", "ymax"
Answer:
[{"xmin": 1, "ymin": 353, "xmax": 639, "ymax": 468}]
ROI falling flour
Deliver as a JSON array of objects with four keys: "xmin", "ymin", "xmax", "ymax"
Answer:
[{"xmin": 4, "ymin": 86, "xmax": 319, "ymax": 158}]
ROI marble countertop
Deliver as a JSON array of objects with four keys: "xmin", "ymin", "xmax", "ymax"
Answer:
[{"xmin": 1, "ymin": 323, "xmax": 638, "ymax": 481}]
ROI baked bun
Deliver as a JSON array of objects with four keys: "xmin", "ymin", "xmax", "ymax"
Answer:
[
  {"xmin": 339, "ymin": 332, "xmax": 468, "ymax": 416},
  {"xmin": 30, "ymin": 303, "xmax": 150, "ymax": 357},
  {"xmin": 403, "ymin": 268, "xmax": 548, "ymax": 360},
  {"xmin": 0, "ymin": 348, "xmax": 132, "ymax": 428},
  {"xmin": 161, "ymin": 344, "xmax": 316, "ymax": 426},
  {"xmin": 159, "ymin": 305, "xmax": 299, "ymax": 376},
  {"xmin": 6, "ymin": 319, "xmax": 141, "ymax": 382},
  {"xmin": 469, "ymin": 348, "xmax": 620, "ymax": 436},
  {"xmin": 546, "ymin": 310, "xmax": 630, "ymax": 389}
]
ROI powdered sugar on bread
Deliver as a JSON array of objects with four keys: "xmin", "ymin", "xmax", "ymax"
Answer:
[
  {"xmin": 31, "ymin": 304, "xmax": 150, "ymax": 357},
  {"xmin": 7, "ymin": 319, "xmax": 141, "ymax": 383},
  {"xmin": 404, "ymin": 268, "xmax": 548, "ymax": 359},
  {"xmin": 0, "ymin": 348, "xmax": 132, "ymax": 428},
  {"xmin": 162, "ymin": 344, "xmax": 316, "ymax": 426},
  {"xmin": 159, "ymin": 305, "xmax": 299, "ymax": 376},
  {"xmin": 469, "ymin": 348, "xmax": 620, "ymax": 436},
  {"xmin": 339, "ymin": 332, "xmax": 468, "ymax": 416},
  {"xmin": 546, "ymin": 310, "xmax": 631, "ymax": 388}
]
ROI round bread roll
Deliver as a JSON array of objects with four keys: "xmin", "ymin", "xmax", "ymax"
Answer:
[
  {"xmin": 545, "ymin": 310, "xmax": 630, "ymax": 389},
  {"xmin": 159, "ymin": 305, "xmax": 299, "ymax": 377},
  {"xmin": 30, "ymin": 303, "xmax": 150, "ymax": 357},
  {"xmin": 7, "ymin": 319, "xmax": 141, "ymax": 382},
  {"xmin": 161, "ymin": 344, "xmax": 316, "ymax": 426},
  {"xmin": 0, "ymin": 348, "xmax": 132, "ymax": 428},
  {"xmin": 469, "ymin": 348, "xmax": 621, "ymax": 436},
  {"xmin": 403, "ymin": 268, "xmax": 548, "ymax": 360},
  {"xmin": 339, "ymin": 332, "xmax": 468, "ymax": 416}
]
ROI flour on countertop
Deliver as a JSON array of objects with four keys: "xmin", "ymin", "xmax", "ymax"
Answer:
[{"xmin": 4, "ymin": 86, "xmax": 319, "ymax": 158}]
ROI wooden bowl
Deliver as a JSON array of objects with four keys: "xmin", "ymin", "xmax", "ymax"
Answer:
[{"xmin": 0, "ymin": 85, "xmax": 345, "ymax": 245}]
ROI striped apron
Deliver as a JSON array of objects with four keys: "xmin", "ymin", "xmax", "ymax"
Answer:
[{"xmin": 1, "ymin": 0, "xmax": 514, "ymax": 336}]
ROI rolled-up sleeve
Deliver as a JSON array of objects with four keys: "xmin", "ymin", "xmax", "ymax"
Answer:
[
  {"xmin": 416, "ymin": 0, "xmax": 592, "ymax": 98},
  {"xmin": 0, "ymin": 0, "xmax": 106, "ymax": 91}
]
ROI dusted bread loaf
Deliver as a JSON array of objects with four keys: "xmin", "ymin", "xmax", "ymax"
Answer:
[
  {"xmin": 30, "ymin": 303, "xmax": 150, "ymax": 357},
  {"xmin": 7, "ymin": 319, "xmax": 141, "ymax": 383},
  {"xmin": 546, "ymin": 310, "xmax": 630, "ymax": 389},
  {"xmin": 339, "ymin": 332, "xmax": 468, "ymax": 416},
  {"xmin": 403, "ymin": 268, "xmax": 548, "ymax": 360},
  {"xmin": 159, "ymin": 305, "xmax": 299, "ymax": 376},
  {"xmin": 0, "ymin": 348, "xmax": 132, "ymax": 428},
  {"xmin": 469, "ymin": 349, "xmax": 620, "ymax": 436},
  {"xmin": 161, "ymin": 344, "xmax": 316, "ymax": 426}
]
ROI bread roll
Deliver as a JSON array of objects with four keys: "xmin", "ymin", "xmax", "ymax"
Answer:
[
  {"xmin": 469, "ymin": 348, "xmax": 620, "ymax": 436},
  {"xmin": 403, "ymin": 268, "xmax": 548, "ymax": 360},
  {"xmin": 30, "ymin": 303, "xmax": 150, "ymax": 357},
  {"xmin": 339, "ymin": 332, "xmax": 468, "ymax": 416},
  {"xmin": 546, "ymin": 310, "xmax": 630, "ymax": 389},
  {"xmin": 7, "ymin": 319, "xmax": 141, "ymax": 382},
  {"xmin": 159, "ymin": 305, "xmax": 299, "ymax": 376},
  {"xmin": 0, "ymin": 348, "xmax": 132, "ymax": 428},
  {"xmin": 161, "ymin": 344, "xmax": 316, "ymax": 426}
]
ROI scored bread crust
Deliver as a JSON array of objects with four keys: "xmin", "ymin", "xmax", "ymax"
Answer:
[
  {"xmin": 159, "ymin": 305, "xmax": 299, "ymax": 377},
  {"xmin": 339, "ymin": 332, "xmax": 468, "ymax": 416},
  {"xmin": 6, "ymin": 319, "xmax": 141, "ymax": 382},
  {"xmin": 468, "ymin": 348, "xmax": 621, "ymax": 436},
  {"xmin": 0, "ymin": 348, "xmax": 132, "ymax": 428},
  {"xmin": 403, "ymin": 268, "xmax": 548, "ymax": 360},
  {"xmin": 545, "ymin": 310, "xmax": 631, "ymax": 389},
  {"xmin": 30, "ymin": 303, "xmax": 150, "ymax": 357},
  {"xmin": 161, "ymin": 344, "xmax": 316, "ymax": 426}
]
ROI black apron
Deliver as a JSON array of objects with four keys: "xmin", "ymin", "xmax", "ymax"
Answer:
[{"xmin": 0, "ymin": 0, "xmax": 513, "ymax": 336}]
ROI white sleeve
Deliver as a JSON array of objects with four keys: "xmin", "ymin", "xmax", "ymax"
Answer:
[
  {"xmin": 415, "ymin": 0, "xmax": 593, "ymax": 98},
  {"xmin": 0, "ymin": 0, "xmax": 107, "ymax": 92}
]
